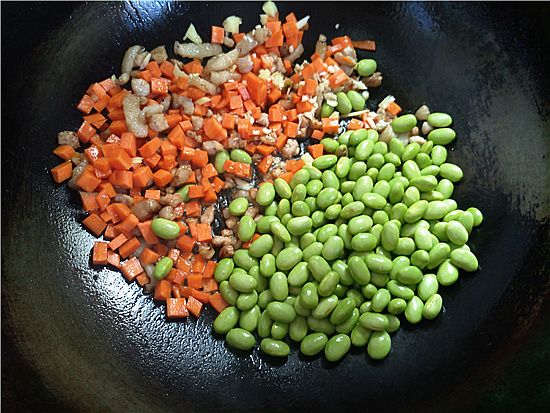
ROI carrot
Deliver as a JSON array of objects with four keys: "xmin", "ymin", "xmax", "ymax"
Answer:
[
  {"xmin": 308, "ymin": 144, "xmax": 324, "ymax": 159},
  {"xmin": 138, "ymin": 136, "xmax": 161, "ymax": 158},
  {"xmin": 154, "ymin": 279, "xmax": 172, "ymax": 301},
  {"xmin": 190, "ymin": 289, "xmax": 211, "ymax": 304},
  {"xmin": 347, "ymin": 118, "xmax": 364, "ymax": 130},
  {"xmin": 53, "ymin": 145, "xmax": 77, "ymax": 160},
  {"xmin": 120, "ymin": 256, "xmax": 144, "ymax": 281},
  {"xmin": 257, "ymin": 154, "xmax": 274, "ymax": 174},
  {"xmin": 92, "ymin": 241, "xmax": 109, "ymax": 265},
  {"xmin": 140, "ymin": 247, "xmax": 160, "ymax": 264},
  {"xmin": 108, "ymin": 233, "xmax": 128, "ymax": 251},
  {"xmin": 285, "ymin": 159, "xmax": 306, "ymax": 173},
  {"xmin": 209, "ymin": 292, "xmax": 229, "ymax": 313},
  {"xmin": 203, "ymin": 260, "xmax": 217, "ymax": 279},
  {"xmin": 188, "ymin": 185, "xmax": 205, "ymax": 199},
  {"xmin": 153, "ymin": 169, "xmax": 173, "ymax": 187},
  {"xmin": 51, "ymin": 161, "xmax": 73, "ymax": 183},
  {"xmin": 82, "ymin": 213, "xmax": 107, "ymax": 236},
  {"xmin": 284, "ymin": 121, "xmax": 299, "ymax": 138},
  {"xmin": 328, "ymin": 68, "xmax": 348, "ymax": 88},
  {"xmin": 311, "ymin": 129, "xmax": 325, "ymax": 141},
  {"xmin": 191, "ymin": 150, "xmax": 209, "ymax": 168},
  {"xmin": 185, "ymin": 200, "xmax": 201, "ymax": 217},
  {"xmin": 107, "ymin": 250, "xmax": 121, "ymax": 268},
  {"xmin": 186, "ymin": 295, "xmax": 203, "ymax": 317},
  {"xmin": 135, "ymin": 273, "xmax": 150, "ymax": 286},
  {"xmin": 202, "ymin": 163, "xmax": 218, "ymax": 180},
  {"xmin": 386, "ymin": 101, "xmax": 402, "ymax": 116},
  {"xmin": 275, "ymin": 134, "xmax": 288, "ymax": 151},
  {"xmin": 202, "ymin": 278, "xmax": 218, "ymax": 293},
  {"xmin": 212, "ymin": 176, "xmax": 225, "ymax": 193},
  {"xmin": 166, "ymin": 298, "xmax": 189, "ymax": 317},
  {"xmin": 352, "ymin": 39, "xmax": 376, "ymax": 51},
  {"xmin": 196, "ymin": 223, "xmax": 212, "ymax": 242},
  {"xmin": 133, "ymin": 165, "xmax": 153, "ymax": 188},
  {"xmin": 203, "ymin": 188, "xmax": 218, "ymax": 205},
  {"xmin": 118, "ymin": 236, "xmax": 142, "ymax": 258},
  {"xmin": 211, "ymin": 25, "xmax": 225, "ymax": 44},
  {"xmin": 109, "ymin": 148, "xmax": 133, "ymax": 170},
  {"xmin": 322, "ymin": 117, "xmax": 340, "ymax": 133},
  {"xmin": 77, "ymin": 94, "xmax": 95, "ymax": 114},
  {"xmin": 80, "ymin": 191, "xmax": 100, "ymax": 211}
]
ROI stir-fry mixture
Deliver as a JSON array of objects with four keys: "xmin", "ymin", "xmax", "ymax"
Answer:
[{"xmin": 51, "ymin": 2, "xmax": 483, "ymax": 361}]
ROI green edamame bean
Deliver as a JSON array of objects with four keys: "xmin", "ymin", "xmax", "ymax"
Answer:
[
  {"xmin": 322, "ymin": 236, "xmax": 345, "ymax": 261},
  {"xmin": 229, "ymin": 197, "xmax": 249, "ymax": 216},
  {"xmin": 403, "ymin": 186, "xmax": 420, "ymax": 207},
  {"xmin": 424, "ymin": 201, "xmax": 449, "ymax": 220},
  {"xmin": 392, "ymin": 114, "xmax": 417, "ymax": 133},
  {"xmin": 324, "ymin": 333, "xmax": 351, "ymax": 362},
  {"xmin": 301, "ymin": 282, "xmax": 320, "ymax": 309},
  {"xmin": 417, "ymin": 273, "xmax": 439, "ymax": 301},
  {"xmin": 325, "ymin": 204, "xmax": 342, "ymax": 220},
  {"xmin": 422, "ymin": 293, "xmax": 443, "ymax": 320},
  {"xmin": 354, "ymin": 139, "xmax": 374, "ymax": 161},
  {"xmin": 214, "ymin": 149, "xmax": 230, "ymax": 173},
  {"xmin": 266, "ymin": 301, "xmax": 296, "ymax": 323},
  {"xmin": 388, "ymin": 298, "xmax": 407, "ymax": 315},
  {"xmin": 402, "ymin": 142, "xmax": 421, "ymax": 162},
  {"xmin": 372, "ymin": 288, "xmax": 391, "ymax": 312},
  {"xmin": 381, "ymin": 221, "xmax": 400, "ymax": 251},
  {"xmin": 467, "ymin": 207, "xmax": 484, "ymax": 226},
  {"xmin": 347, "ymin": 90, "xmax": 366, "ymax": 111},
  {"xmin": 307, "ymin": 179, "xmax": 323, "ymax": 196},
  {"xmin": 291, "ymin": 200, "xmax": 311, "ymax": 217},
  {"xmin": 260, "ymin": 338, "xmax": 290, "ymax": 357},
  {"xmin": 351, "ymin": 233, "xmax": 378, "ymax": 252},
  {"xmin": 317, "ymin": 271, "xmax": 340, "ymax": 297},
  {"xmin": 270, "ymin": 321, "xmax": 289, "ymax": 340},
  {"xmin": 268, "ymin": 220, "xmax": 291, "ymax": 243},
  {"xmin": 409, "ymin": 175, "xmax": 438, "ymax": 192},
  {"xmin": 439, "ymin": 163, "xmax": 463, "ymax": 182},
  {"xmin": 247, "ymin": 234, "xmax": 273, "ymax": 258},
  {"xmin": 287, "ymin": 216, "xmax": 313, "ymax": 236},
  {"xmin": 366, "ymin": 254, "xmax": 393, "ymax": 273},
  {"xmin": 427, "ymin": 112, "xmax": 453, "ymax": 127},
  {"xmin": 458, "ymin": 211, "xmax": 474, "ymax": 234},
  {"xmin": 414, "ymin": 226, "xmax": 433, "ymax": 250},
  {"xmin": 320, "ymin": 102, "xmax": 335, "ymax": 118},
  {"xmin": 257, "ymin": 310, "xmax": 273, "ymax": 337},
  {"xmin": 359, "ymin": 312, "xmax": 389, "ymax": 331},
  {"xmin": 335, "ymin": 156, "xmax": 351, "ymax": 178},
  {"xmin": 450, "ymin": 248, "xmax": 479, "ymax": 272},
  {"xmin": 315, "ymin": 187, "xmax": 338, "ymax": 209},
  {"xmin": 151, "ymin": 218, "xmax": 180, "ymax": 240},
  {"xmin": 347, "ymin": 256, "xmax": 371, "ymax": 285},
  {"xmin": 280, "ymin": 213, "xmax": 294, "ymax": 227},
  {"xmin": 387, "ymin": 280, "xmax": 415, "ymax": 300},
  {"xmin": 361, "ymin": 192, "xmax": 387, "ymax": 209},
  {"xmin": 260, "ymin": 254, "xmax": 276, "ymax": 277},
  {"xmin": 402, "ymin": 160, "xmax": 421, "ymax": 180},
  {"xmin": 336, "ymin": 92, "xmax": 352, "ymax": 115},
  {"xmin": 229, "ymin": 272, "xmax": 258, "ymax": 293},
  {"xmin": 226, "ymin": 328, "xmax": 255, "ymax": 351},
  {"xmin": 270, "ymin": 272, "xmax": 289, "ymax": 301},
  {"xmin": 388, "ymin": 137, "xmax": 405, "ymax": 158},
  {"xmin": 239, "ymin": 305, "xmax": 261, "ymax": 332},
  {"xmin": 348, "ymin": 214, "xmax": 373, "ymax": 235},
  {"xmin": 404, "ymin": 296, "xmax": 424, "ymax": 324},
  {"xmin": 329, "ymin": 297, "xmax": 356, "ymax": 324},
  {"xmin": 350, "ymin": 324, "xmax": 372, "ymax": 347},
  {"xmin": 303, "ymin": 165, "xmax": 323, "ymax": 180},
  {"xmin": 427, "ymin": 127, "xmax": 456, "ymax": 145},
  {"xmin": 230, "ymin": 148, "xmax": 252, "ymax": 164},
  {"xmin": 331, "ymin": 260, "xmax": 354, "ymax": 286},
  {"xmin": 302, "ymin": 241, "xmax": 323, "ymax": 261},
  {"xmin": 313, "ymin": 154, "xmax": 338, "ymax": 170},
  {"xmin": 393, "ymin": 237, "xmax": 416, "ymax": 256},
  {"xmin": 274, "ymin": 177, "xmax": 292, "ymax": 199},
  {"xmin": 389, "ymin": 255, "xmax": 410, "ymax": 280},
  {"xmin": 308, "ymin": 255, "xmax": 332, "ymax": 282},
  {"xmin": 336, "ymin": 308, "xmax": 360, "ymax": 334},
  {"xmin": 290, "ymin": 168, "xmax": 310, "ymax": 189},
  {"xmin": 322, "ymin": 170, "xmax": 340, "ymax": 190},
  {"xmin": 396, "ymin": 266, "xmax": 423, "ymax": 285},
  {"xmin": 316, "ymin": 224, "xmax": 337, "ymax": 243},
  {"xmin": 286, "ymin": 262, "xmax": 309, "ymax": 288},
  {"xmin": 419, "ymin": 140, "xmax": 434, "ymax": 154},
  {"xmin": 213, "ymin": 306, "xmax": 240, "ymax": 334},
  {"xmin": 219, "ymin": 281, "xmax": 239, "ymax": 306},
  {"xmin": 153, "ymin": 256, "xmax": 173, "ymax": 280},
  {"xmin": 356, "ymin": 58, "xmax": 377, "ymax": 76},
  {"xmin": 446, "ymin": 220, "xmax": 469, "ymax": 245},
  {"xmin": 312, "ymin": 294, "xmax": 339, "ymax": 319},
  {"xmin": 237, "ymin": 290, "xmax": 259, "ymax": 311},
  {"xmin": 321, "ymin": 138, "xmax": 339, "ymax": 154},
  {"xmin": 427, "ymin": 242, "xmax": 451, "ymax": 269},
  {"xmin": 214, "ymin": 258, "xmax": 235, "ymax": 282},
  {"xmin": 386, "ymin": 314, "xmax": 401, "ymax": 333},
  {"xmin": 390, "ymin": 203, "xmax": 408, "ymax": 224},
  {"xmin": 301, "ymin": 332, "xmax": 329, "ymax": 356},
  {"xmin": 256, "ymin": 215, "xmax": 279, "ymax": 233},
  {"xmin": 404, "ymin": 200, "xmax": 429, "ymax": 223},
  {"xmin": 411, "ymin": 249, "xmax": 430, "ymax": 269},
  {"xmin": 238, "ymin": 215, "xmax": 256, "ymax": 242},
  {"xmin": 430, "ymin": 145, "xmax": 447, "ymax": 166},
  {"xmin": 275, "ymin": 247, "xmax": 302, "ymax": 271},
  {"xmin": 437, "ymin": 259, "xmax": 459, "ymax": 286},
  {"xmin": 289, "ymin": 315, "xmax": 308, "ymax": 342},
  {"xmin": 176, "ymin": 184, "xmax": 193, "ymax": 202},
  {"xmin": 367, "ymin": 331, "xmax": 391, "ymax": 359},
  {"xmin": 415, "ymin": 152, "xmax": 432, "ymax": 170},
  {"xmin": 367, "ymin": 153, "xmax": 385, "ymax": 170},
  {"xmin": 372, "ymin": 210, "xmax": 390, "ymax": 226}
]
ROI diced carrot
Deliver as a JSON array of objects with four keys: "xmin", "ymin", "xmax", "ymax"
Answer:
[
  {"xmin": 188, "ymin": 185, "xmax": 205, "ymax": 199},
  {"xmin": 211, "ymin": 25, "xmax": 225, "ymax": 44},
  {"xmin": 119, "ymin": 132, "xmax": 137, "ymax": 157},
  {"xmin": 308, "ymin": 143, "xmax": 324, "ymax": 159},
  {"xmin": 209, "ymin": 292, "xmax": 229, "ymax": 313},
  {"xmin": 202, "ymin": 278, "xmax": 218, "ymax": 293},
  {"xmin": 203, "ymin": 260, "xmax": 217, "ymax": 279},
  {"xmin": 196, "ymin": 223, "xmax": 212, "ymax": 242},
  {"xmin": 167, "ymin": 298, "xmax": 189, "ymax": 317},
  {"xmin": 275, "ymin": 134, "xmax": 288, "ymax": 151},
  {"xmin": 77, "ymin": 121, "xmax": 96, "ymax": 144},
  {"xmin": 144, "ymin": 189, "xmax": 160, "ymax": 201},
  {"xmin": 311, "ymin": 129, "xmax": 325, "ymax": 141},
  {"xmin": 322, "ymin": 117, "xmax": 340, "ymax": 133},
  {"xmin": 146, "ymin": 60, "xmax": 162, "ymax": 77},
  {"xmin": 53, "ymin": 145, "xmax": 77, "ymax": 161},
  {"xmin": 352, "ymin": 39, "xmax": 376, "ymax": 51},
  {"xmin": 77, "ymin": 94, "xmax": 95, "ymax": 114},
  {"xmin": 109, "ymin": 148, "xmax": 133, "ymax": 170},
  {"xmin": 159, "ymin": 60, "xmax": 175, "ymax": 78},
  {"xmin": 154, "ymin": 279, "xmax": 172, "ymax": 301},
  {"xmin": 92, "ymin": 241, "xmax": 109, "ymax": 265},
  {"xmin": 185, "ymin": 200, "xmax": 201, "ymax": 217},
  {"xmin": 107, "ymin": 250, "xmax": 120, "ymax": 268},
  {"xmin": 154, "ymin": 243, "xmax": 168, "ymax": 257},
  {"xmin": 257, "ymin": 154, "xmax": 274, "ymax": 174},
  {"xmin": 120, "ymin": 256, "xmax": 144, "ymax": 281},
  {"xmin": 187, "ymin": 273, "xmax": 203, "ymax": 290},
  {"xmin": 140, "ymin": 247, "xmax": 161, "ymax": 264},
  {"xmin": 118, "ymin": 236, "xmax": 142, "ymax": 258},
  {"xmin": 108, "ymin": 233, "xmax": 128, "ymax": 251},
  {"xmin": 132, "ymin": 165, "xmax": 154, "ymax": 188},
  {"xmin": 284, "ymin": 121, "xmax": 298, "ymax": 138},
  {"xmin": 153, "ymin": 169, "xmax": 173, "ymax": 187},
  {"xmin": 285, "ymin": 159, "xmax": 306, "ymax": 173},
  {"xmin": 386, "ymin": 101, "xmax": 402, "ymax": 116},
  {"xmin": 191, "ymin": 254, "xmax": 206, "ymax": 273},
  {"xmin": 135, "ymin": 273, "xmax": 150, "ymax": 286},
  {"xmin": 348, "ymin": 118, "xmax": 364, "ymax": 130},
  {"xmin": 212, "ymin": 176, "xmax": 225, "ymax": 193},
  {"xmin": 137, "ymin": 220, "xmax": 161, "ymax": 245},
  {"xmin": 82, "ymin": 213, "xmax": 107, "ymax": 236},
  {"xmin": 51, "ymin": 161, "xmax": 73, "ymax": 183},
  {"xmin": 192, "ymin": 150, "xmax": 209, "ymax": 169},
  {"xmin": 190, "ymin": 289, "xmax": 211, "ymax": 304},
  {"xmin": 177, "ymin": 235, "xmax": 196, "ymax": 253},
  {"xmin": 138, "ymin": 137, "xmax": 161, "ymax": 158},
  {"xmin": 278, "ymin": 171, "xmax": 295, "ymax": 184},
  {"xmin": 186, "ymin": 295, "xmax": 203, "ymax": 317},
  {"xmin": 328, "ymin": 68, "xmax": 348, "ymax": 88},
  {"xmin": 80, "ymin": 191, "xmax": 99, "ymax": 211},
  {"xmin": 109, "ymin": 120, "xmax": 128, "ymax": 137}
]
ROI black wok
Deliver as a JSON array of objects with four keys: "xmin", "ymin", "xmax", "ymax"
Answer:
[{"xmin": 2, "ymin": 2, "xmax": 549, "ymax": 412}]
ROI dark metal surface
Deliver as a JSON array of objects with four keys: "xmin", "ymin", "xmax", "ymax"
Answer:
[{"xmin": 2, "ymin": 2, "xmax": 549, "ymax": 412}]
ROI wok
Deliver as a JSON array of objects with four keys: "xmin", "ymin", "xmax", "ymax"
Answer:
[{"xmin": 2, "ymin": 2, "xmax": 549, "ymax": 412}]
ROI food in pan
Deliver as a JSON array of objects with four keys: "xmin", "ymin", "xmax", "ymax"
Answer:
[{"xmin": 51, "ymin": 1, "xmax": 483, "ymax": 361}]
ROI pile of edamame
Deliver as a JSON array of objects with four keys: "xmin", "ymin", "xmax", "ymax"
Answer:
[{"xmin": 213, "ymin": 112, "xmax": 483, "ymax": 361}]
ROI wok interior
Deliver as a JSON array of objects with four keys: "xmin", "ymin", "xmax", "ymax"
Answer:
[{"xmin": 2, "ymin": 2, "xmax": 549, "ymax": 412}]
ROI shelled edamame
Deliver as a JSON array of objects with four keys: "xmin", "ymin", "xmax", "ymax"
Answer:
[{"xmin": 213, "ymin": 110, "xmax": 482, "ymax": 362}]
